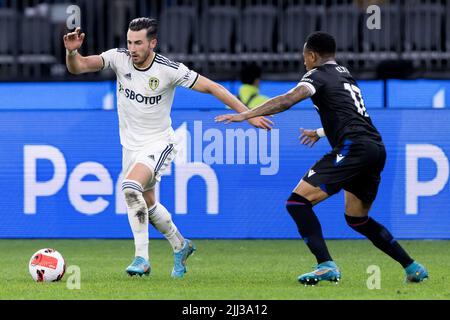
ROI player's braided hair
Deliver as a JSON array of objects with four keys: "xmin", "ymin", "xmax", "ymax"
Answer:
[
  {"xmin": 305, "ymin": 31, "xmax": 336, "ymax": 56},
  {"xmin": 129, "ymin": 17, "xmax": 158, "ymax": 40}
]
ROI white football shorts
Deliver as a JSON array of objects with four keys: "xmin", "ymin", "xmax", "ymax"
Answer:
[{"xmin": 122, "ymin": 141, "xmax": 178, "ymax": 191}]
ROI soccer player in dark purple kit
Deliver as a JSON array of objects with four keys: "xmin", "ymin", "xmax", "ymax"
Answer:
[{"xmin": 216, "ymin": 32, "xmax": 428, "ymax": 285}]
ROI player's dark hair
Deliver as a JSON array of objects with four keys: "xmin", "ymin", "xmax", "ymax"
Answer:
[
  {"xmin": 240, "ymin": 63, "xmax": 262, "ymax": 85},
  {"xmin": 129, "ymin": 17, "xmax": 158, "ymax": 40},
  {"xmin": 305, "ymin": 32, "xmax": 336, "ymax": 56}
]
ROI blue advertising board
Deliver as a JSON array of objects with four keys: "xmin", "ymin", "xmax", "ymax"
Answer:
[
  {"xmin": 2, "ymin": 79, "xmax": 450, "ymax": 110},
  {"xmin": 0, "ymin": 109, "xmax": 449, "ymax": 239},
  {"xmin": 0, "ymin": 82, "xmax": 114, "ymax": 110},
  {"xmin": 0, "ymin": 80, "xmax": 385, "ymax": 110},
  {"xmin": 388, "ymin": 80, "xmax": 450, "ymax": 109}
]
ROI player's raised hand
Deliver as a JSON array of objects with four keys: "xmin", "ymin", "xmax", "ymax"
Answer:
[
  {"xmin": 299, "ymin": 128, "xmax": 320, "ymax": 147},
  {"xmin": 63, "ymin": 27, "xmax": 85, "ymax": 51}
]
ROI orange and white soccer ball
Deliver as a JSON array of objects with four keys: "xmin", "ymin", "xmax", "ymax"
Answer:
[{"xmin": 29, "ymin": 248, "xmax": 66, "ymax": 282}]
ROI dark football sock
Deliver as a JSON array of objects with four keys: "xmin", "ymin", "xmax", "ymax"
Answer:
[
  {"xmin": 345, "ymin": 214, "xmax": 414, "ymax": 268},
  {"xmin": 286, "ymin": 193, "xmax": 333, "ymax": 264}
]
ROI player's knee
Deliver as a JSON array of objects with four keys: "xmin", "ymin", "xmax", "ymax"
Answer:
[
  {"xmin": 286, "ymin": 193, "xmax": 312, "ymax": 211},
  {"xmin": 143, "ymin": 190, "xmax": 156, "ymax": 208},
  {"xmin": 344, "ymin": 214, "xmax": 370, "ymax": 230},
  {"xmin": 122, "ymin": 179, "xmax": 144, "ymax": 205}
]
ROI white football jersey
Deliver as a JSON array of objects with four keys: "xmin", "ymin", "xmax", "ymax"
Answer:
[{"xmin": 100, "ymin": 48, "xmax": 199, "ymax": 150}]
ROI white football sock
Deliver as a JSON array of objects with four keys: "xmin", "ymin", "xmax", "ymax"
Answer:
[
  {"xmin": 148, "ymin": 203, "xmax": 185, "ymax": 253},
  {"xmin": 122, "ymin": 179, "xmax": 149, "ymax": 260}
]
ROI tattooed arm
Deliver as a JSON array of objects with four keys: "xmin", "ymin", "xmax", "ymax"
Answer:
[{"xmin": 215, "ymin": 85, "xmax": 312, "ymax": 123}]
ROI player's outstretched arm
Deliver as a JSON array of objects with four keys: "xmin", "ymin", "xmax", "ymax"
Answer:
[
  {"xmin": 192, "ymin": 75, "xmax": 273, "ymax": 130},
  {"xmin": 63, "ymin": 27, "xmax": 103, "ymax": 74},
  {"xmin": 215, "ymin": 85, "xmax": 311, "ymax": 124}
]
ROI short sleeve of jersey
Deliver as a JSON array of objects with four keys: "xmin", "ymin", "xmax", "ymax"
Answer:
[
  {"xmin": 100, "ymin": 48, "xmax": 118, "ymax": 71},
  {"xmin": 297, "ymin": 69, "xmax": 324, "ymax": 96},
  {"xmin": 172, "ymin": 63, "xmax": 199, "ymax": 89}
]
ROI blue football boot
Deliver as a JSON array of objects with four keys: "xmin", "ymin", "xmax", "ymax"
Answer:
[
  {"xmin": 171, "ymin": 239, "xmax": 196, "ymax": 278},
  {"xmin": 405, "ymin": 261, "xmax": 428, "ymax": 283},
  {"xmin": 298, "ymin": 261, "xmax": 341, "ymax": 286},
  {"xmin": 126, "ymin": 256, "xmax": 151, "ymax": 277}
]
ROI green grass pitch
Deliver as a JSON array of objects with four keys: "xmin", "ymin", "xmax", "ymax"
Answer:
[{"xmin": 0, "ymin": 239, "xmax": 449, "ymax": 300}]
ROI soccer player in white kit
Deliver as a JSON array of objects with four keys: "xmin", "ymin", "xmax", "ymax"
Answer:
[{"xmin": 64, "ymin": 18, "xmax": 273, "ymax": 278}]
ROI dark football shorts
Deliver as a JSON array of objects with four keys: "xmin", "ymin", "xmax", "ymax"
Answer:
[{"xmin": 302, "ymin": 138, "xmax": 386, "ymax": 204}]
